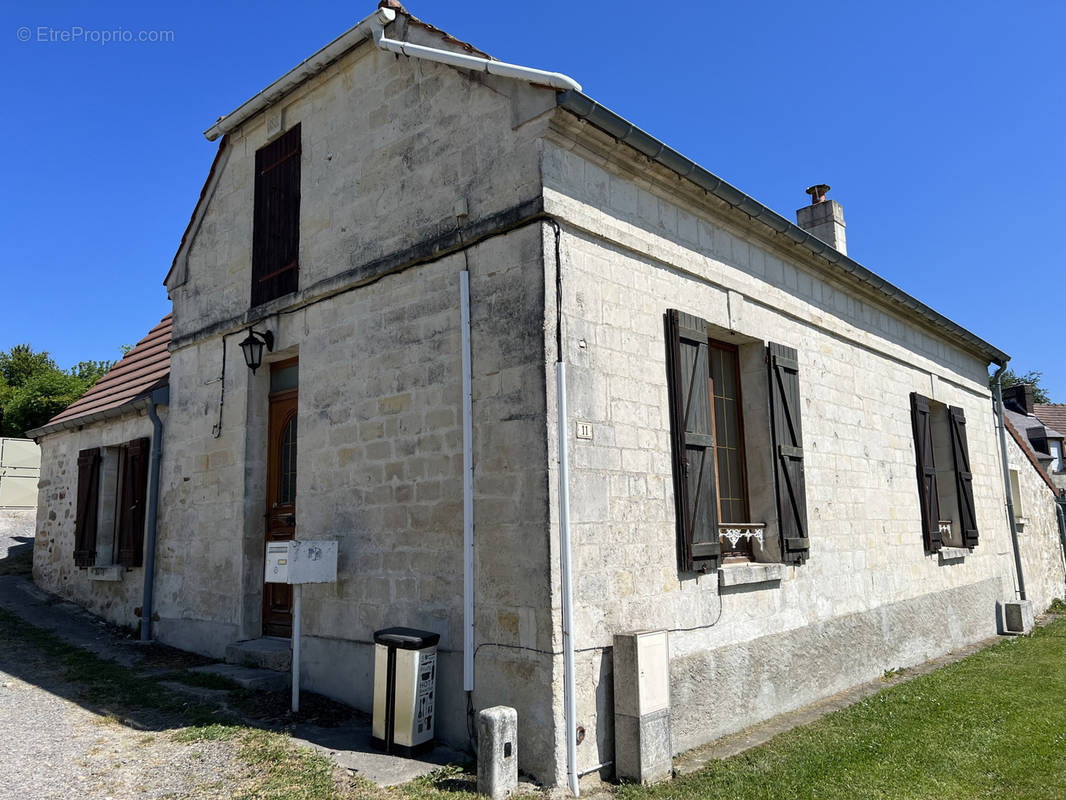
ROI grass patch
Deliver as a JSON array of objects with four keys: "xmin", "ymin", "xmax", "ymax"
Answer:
[
  {"xmin": 173, "ymin": 723, "xmax": 243, "ymax": 743},
  {"xmin": 233, "ymin": 729, "xmax": 342, "ymax": 800},
  {"xmin": 0, "ymin": 606, "xmax": 225, "ymax": 727},
  {"xmin": 400, "ymin": 764, "xmax": 480, "ymax": 800},
  {"xmin": 619, "ymin": 619, "xmax": 1066, "ymax": 800},
  {"xmin": 160, "ymin": 669, "xmax": 242, "ymax": 691}
]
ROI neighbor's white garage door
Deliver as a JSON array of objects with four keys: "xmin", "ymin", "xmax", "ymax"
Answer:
[{"xmin": 0, "ymin": 438, "xmax": 40, "ymax": 508}]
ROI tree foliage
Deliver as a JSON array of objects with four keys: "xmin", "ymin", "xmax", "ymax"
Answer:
[
  {"xmin": 993, "ymin": 368, "xmax": 1053, "ymax": 405},
  {"xmin": 0, "ymin": 344, "xmax": 115, "ymax": 438}
]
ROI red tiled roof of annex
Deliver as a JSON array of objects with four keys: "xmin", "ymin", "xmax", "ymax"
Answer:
[
  {"xmin": 1034, "ymin": 405, "xmax": 1066, "ymax": 441},
  {"xmin": 46, "ymin": 314, "xmax": 171, "ymax": 427}
]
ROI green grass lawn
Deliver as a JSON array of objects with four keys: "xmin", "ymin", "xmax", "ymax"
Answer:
[
  {"xmin": 619, "ymin": 617, "xmax": 1066, "ymax": 800},
  {"xmin": 2, "ymin": 596, "xmax": 1066, "ymax": 799}
]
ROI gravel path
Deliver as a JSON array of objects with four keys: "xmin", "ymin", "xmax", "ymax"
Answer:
[
  {"xmin": 0, "ymin": 509, "xmax": 34, "ymax": 558},
  {"xmin": 0, "ymin": 652, "xmax": 250, "ymax": 799}
]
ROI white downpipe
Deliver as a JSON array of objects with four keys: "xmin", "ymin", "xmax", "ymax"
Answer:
[
  {"xmin": 556, "ymin": 361, "xmax": 579, "ymax": 796},
  {"xmin": 372, "ymin": 27, "xmax": 581, "ymax": 92},
  {"xmin": 461, "ymin": 270, "xmax": 475, "ymax": 692}
]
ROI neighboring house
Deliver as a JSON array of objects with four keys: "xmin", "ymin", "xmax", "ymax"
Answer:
[
  {"xmin": 27, "ymin": 5, "xmax": 1066, "ymax": 788},
  {"xmin": 1033, "ymin": 403, "xmax": 1066, "ymax": 493},
  {"xmin": 999, "ymin": 385, "xmax": 1066, "ymax": 612},
  {"xmin": 0, "ymin": 437, "xmax": 41, "ymax": 543},
  {"xmin": 31, "ymin": 315, "xmax": 170, "ymax": 618},
  {"xmin": 1003, "ymin": 385, "xmax": 1066, "ymax": 493}
]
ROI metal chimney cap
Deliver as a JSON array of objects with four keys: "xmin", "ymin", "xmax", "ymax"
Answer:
[{"xmin": 805, "ymin": 184, "xmax": 831, "ymax": 204}]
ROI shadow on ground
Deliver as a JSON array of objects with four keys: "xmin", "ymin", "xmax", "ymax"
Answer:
[{"xmin": 0, "ymin": 560, "xmax": 465, "ymax": 785}]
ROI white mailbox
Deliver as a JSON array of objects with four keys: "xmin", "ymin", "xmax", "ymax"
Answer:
[{"xmin": 265, "ymin": 540, "xmax": 338, "ymax": 584}]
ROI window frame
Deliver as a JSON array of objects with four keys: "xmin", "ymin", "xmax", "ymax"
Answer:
[
  {"xmin": 909, "ymin": 393, "xmax": 979, "ymax": 552},
  {"xmin": 251, "ymin": 123, "xmax": 302, "ymax": 308},
  {"xmin": 707, "ymin": 338, "xmax": 754, "ymax": 559},
  {"xmin": 73, "ymin": 437, "xmax": 150, "ymax": 570},
  {"xmin": 665, "ymin": 309, "xmax": 809, "ymax": 573}
]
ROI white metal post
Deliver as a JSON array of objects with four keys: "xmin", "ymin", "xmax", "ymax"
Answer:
[
  {"xmin": 292, "ymin": 583, "xmax": 302, "ymax": 713},
  {"xmin": 556, "ymin": 361, "xmax": 579, "ymax": 796}
]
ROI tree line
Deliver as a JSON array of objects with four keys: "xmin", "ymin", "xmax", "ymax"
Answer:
[{"xmin": 0, "ymin": 345, "xmax": 114, "ymax": 438}]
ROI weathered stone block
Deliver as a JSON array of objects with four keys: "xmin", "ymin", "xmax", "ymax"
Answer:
[{"xmin": 477, "ymin": 705, "xmax": 518, "ymax": 800}]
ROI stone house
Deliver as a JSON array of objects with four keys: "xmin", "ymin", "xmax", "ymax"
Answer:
[
  {"xmin": 31, "ymin": 315, "xmax": 170, "ymax": 622},
  {"xmin": 1033, "ymin": 402, "xmax": 1066, "ymax": 492},
  {"xmin": 28, "ymin": 4, "xmax": 1066, "ymax": 788}
]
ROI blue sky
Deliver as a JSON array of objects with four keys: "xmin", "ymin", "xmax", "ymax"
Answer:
[{"xmin": 2, "ymin": 2, "xmax": 1063, "ymax": 399}]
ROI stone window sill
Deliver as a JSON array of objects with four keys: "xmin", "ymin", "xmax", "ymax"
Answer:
[
  {"xmin": 718, "ymin": 562, "xmax": 786, "ymax": 589},
  {"xmin": 88, "ymin": 565, "xmax": 123, "ymax": 582},
  {"xmin": 937, "ymin": 547, "xmax": 969, "ymax": 564}
]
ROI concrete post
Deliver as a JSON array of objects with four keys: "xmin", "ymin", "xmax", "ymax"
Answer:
[{"xmin": 477, "ymin": 706, "xmax": 518, "ymax": 800}]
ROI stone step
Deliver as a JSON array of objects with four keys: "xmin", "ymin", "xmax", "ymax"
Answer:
[
  {"xmin": 189, "ymin": 663, "xmax": 289, "ymax": 692},
  {"xmin": 225, "ymin": 637, "xmax": 292, "ymax": 672}
]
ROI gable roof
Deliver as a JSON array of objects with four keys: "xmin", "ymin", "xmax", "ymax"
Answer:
[
  {"xmin": 184, "ymin": 3, "xmax": 1008, "ymax": 368},
  {"xmin": 28, "ymin": 314, "xmax": 172, "ymax": 437}
]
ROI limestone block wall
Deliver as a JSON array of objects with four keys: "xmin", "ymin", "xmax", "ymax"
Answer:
[
  {"xmin": 159, "ymin": 16, "xmax": 565, "ymax": 777},
  {"xmin": 152, "ymin": 338, "xmax": 249, "ymax": 656},
  {"xmin": 32, "ymin": 411, "xmax": 160, "ymax": 629},
  {"xmin": 1005, "ymin": 432, "xmax": 1066, "ymax": 613},
  {"xmin": 539, "ymin": 134, "xmax": 1021, "ymax": 770},
  {"xmin": 159, "ymin": 222, "xmax": 556, "ymax": 770}
]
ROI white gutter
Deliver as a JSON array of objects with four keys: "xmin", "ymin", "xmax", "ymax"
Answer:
[
  {"xmin": 27, "ymin": 395, "xmax": 154, "ymax": 439},
  {"xmin": 460, "ymin": 270, "xmax": 475, "ymax": 693},
  {"xmin": 371, "ymin": 26, "xmax": 581, "ymax": 92},
  {"xmin": 203, "ymin": 7, "xmax": 398, "ymax": 141}
]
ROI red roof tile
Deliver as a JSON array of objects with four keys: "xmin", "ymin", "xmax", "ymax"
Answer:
[
  {"xmin": 1034, "ymin": 405, "xmax": 1066, "ymax": 440},
  {"xmin": 46, "ymin": 314, "xmax": 171, "ymax": 427}
]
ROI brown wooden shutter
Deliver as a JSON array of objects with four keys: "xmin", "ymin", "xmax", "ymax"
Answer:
[
  {"xmin": 665, "ymin": 310, "xmax": 721, "ymax": 573},
  {"xmin": 768, "ymin": 343, "xmax": 809, "ymax": 565},
  {"xmin": 909, "ymin": 392, "xmax": 942, "ymax": 552},
  {"xmin": 73, "ymin": 448, "xmax": 101, "ymax": 567},
  {"xmin": 948, "ymin": 405, "xmax": 979, "ymax": 547},
  {"xmin": 252, "ymin": 124, "xmax": 301, "ymax": 308},
  {"xmin": 117, "ymin": 438, "xmax": 151, "ymax": 568}
]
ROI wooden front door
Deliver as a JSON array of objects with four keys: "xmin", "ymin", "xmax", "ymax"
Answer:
[{"xmin": 263, "ymin": 379, "xmax": 298, "ymax": 638}]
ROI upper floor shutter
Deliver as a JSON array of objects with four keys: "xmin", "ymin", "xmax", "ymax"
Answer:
[
  {"xmin": 948, "ymin": 405, "xmax": 979, "ymax": 547},
  {"xmin": 768, "ymin": 343, "xmax": 809, "ymax": 565},
  {"xmin": 910, "ymin": 392, "xmax": 942, "ymax": 552},
  {"xmin": 117, "ymin": 437, "xmax": 151, "ymax": 568},
  {"xmin": 252, "ymin": 124, "xmax": 301, "ymax": 308},
  {"xmin": 665, "ymin": 310, "xmax": 721, "ymax": 573},
  {"xmin": 73, "ymin": 448, "xmax": 101, "ymax": 567}
]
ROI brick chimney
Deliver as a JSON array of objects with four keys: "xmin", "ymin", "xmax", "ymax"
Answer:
[
  {"xmin": 1002, "ymin": 384, "xmax": 1035, "ymax": 416},
  {"xmin": 796, "ymin": 184, "xmax": 846, "ymax": 256}
]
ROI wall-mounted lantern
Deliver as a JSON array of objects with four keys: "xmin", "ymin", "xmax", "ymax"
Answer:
[{"xmin": 239, "ymin": 328, "xmax": 274, "ymax": 374}]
